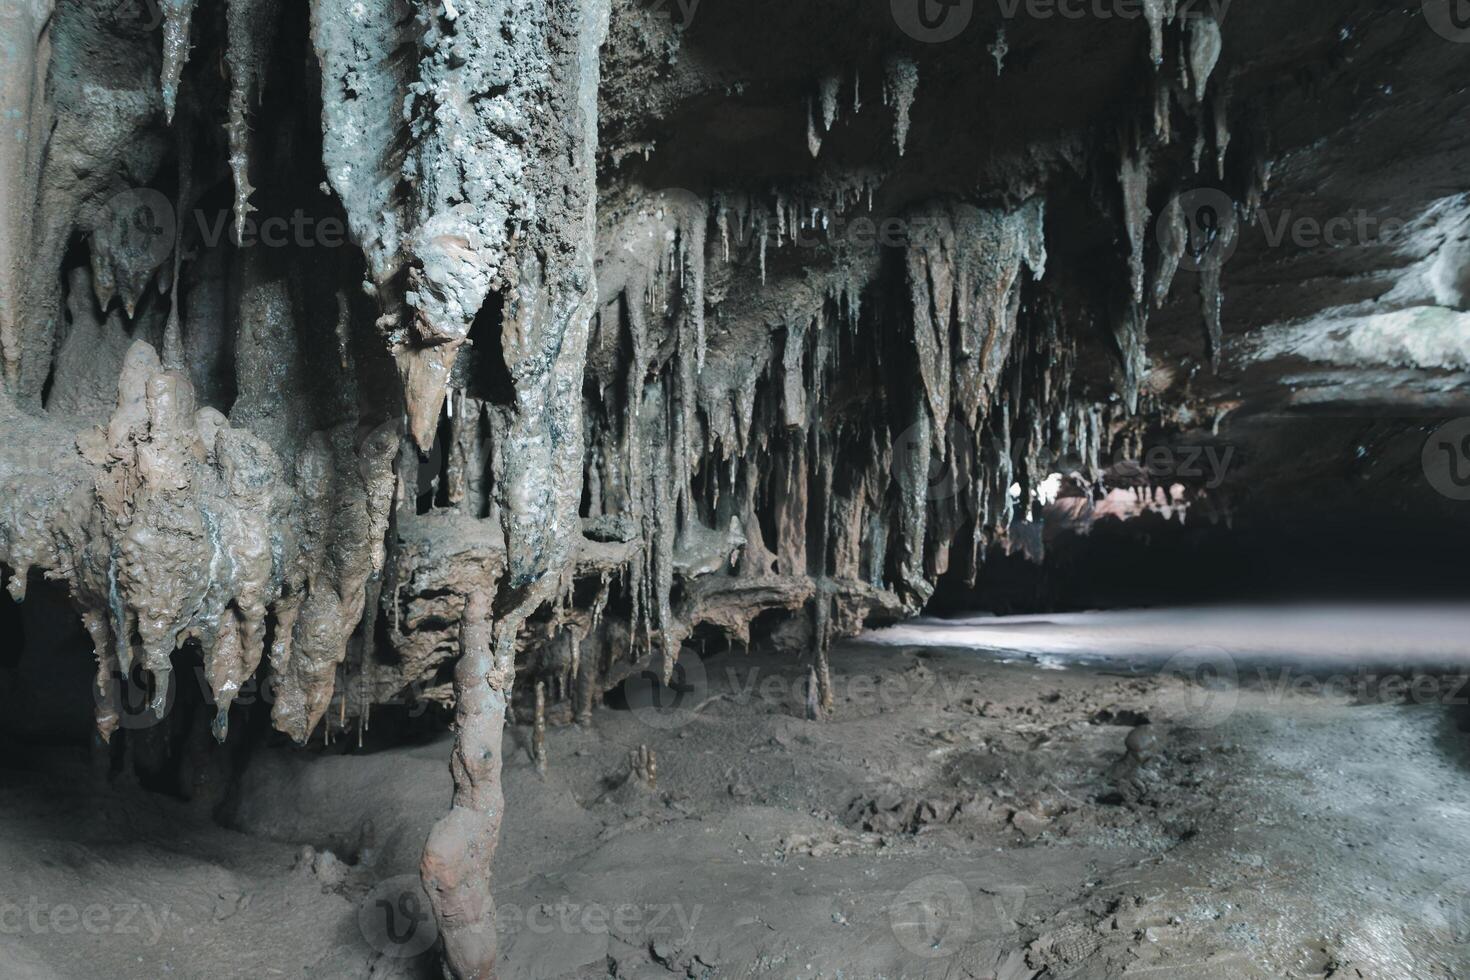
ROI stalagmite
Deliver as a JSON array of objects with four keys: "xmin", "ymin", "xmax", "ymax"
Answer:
[
  {"xmin": 533, "ymin": 679, "xmax": 548, "ymax": 773},
  {"xmin": 421, "ymin": 592, "xmax": 505, "ymax": 980},
  {"xmin": 631, "ymin": 744, "xmax": 657, "ymax": 789}
]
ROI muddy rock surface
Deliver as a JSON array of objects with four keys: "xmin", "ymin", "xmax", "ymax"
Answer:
[{"xmin": 5, "ymin": 640, "xmax": 1470, "ymax": 978}]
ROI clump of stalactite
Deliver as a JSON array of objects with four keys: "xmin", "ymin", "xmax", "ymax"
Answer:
[{"xmin": 0, "ymin": 0, "xmax": 1267, "ymax": 975}]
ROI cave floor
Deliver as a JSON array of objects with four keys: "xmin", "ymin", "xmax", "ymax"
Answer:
[{"xmin": 4, "ymin": 607, "xmax": 1470, "ymax": 979}]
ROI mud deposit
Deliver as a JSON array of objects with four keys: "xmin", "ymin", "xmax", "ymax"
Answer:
[{"xmin": 5, "ymin": 618, "xmax": 1470, "ymax": 979}]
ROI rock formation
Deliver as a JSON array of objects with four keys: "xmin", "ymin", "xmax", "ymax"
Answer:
[{"xmin": 1, "ymin": 0, "xmax": 1467, "ymax": 974}]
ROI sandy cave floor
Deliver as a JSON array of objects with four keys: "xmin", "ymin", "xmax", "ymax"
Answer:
[{"xmin": 3, "ymin": 606, "xmax": 1470, "ymax": 979}]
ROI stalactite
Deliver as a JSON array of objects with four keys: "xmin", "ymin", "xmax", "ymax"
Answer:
[
  {"xmin": 1153, "ymin": 73, "xmax": 1173, "ymax": 143},
  {"xmin": 1198, "ymin": 204, "xmax": 1238, "ymax": 368},
  {"xmin": 1213, "ymin": 81, "xmax": 1233, "ymax": 179},
  {"xmin": 1120, "ymin": 146, "xmax": 1151, "ymax": 308},
  {"xmin": 989, "ymin": 28, "xmax": 1008, "ymax": 76},
  {"xmin": 681, "ymin": 202, "xmax": 708, "ymax": 372},
  {"xmin": 159, "ymin": 0, "xmax": 197, "ymax": 124},
  {"xmin": 1113, "ymin": 305, "xmax": 1148, "ymax": 413},
  {"xmin": 819, "ymin": 73, "xmax": 840, "ymax": 131},
  {"xmin": 162, "ymin": 134, "xmax": 193, "ymax": 371},
  {"xmin": 1141, "ymin": 0, "xmax": 1176, "ymax": 68},
  {"xmin": 883, "ymin": 56, "xmax": 919, "ymax": 157},
  {"xmin": 1201, "ymin": 260, "xmax": 1225, "ymax": 368},
  {"xmin": 906, "ymin": 199, "xmax": 1048, "ymax": 438},
  {"xmin": 1153, "ymin": 191, "xmax": 1186, "ymax": 309},
  {"xmin": 1187, "ymin": 15, "xmax": 1223, "ymax": 102},
  {"xmin": 225, "ymin": 0, "xmax": 278, "ymax": 246},
  {"xmin": 312, "ymin": 0, "xmax": 413, "ymax": 286},
  {"xmin": 893, "ymin": 394, "xmax": 931, "ymax": 606},
  {"xmin": 0, "ymin": 337, "xmax": 382, "ymax": 745},
  {"xmin": 0, "ymin": 0, "xmax": 54, "ymax": 396},
  {"xmin": 1192, "ymin": 110, "xmax": 1207, "ymax": 173}
]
